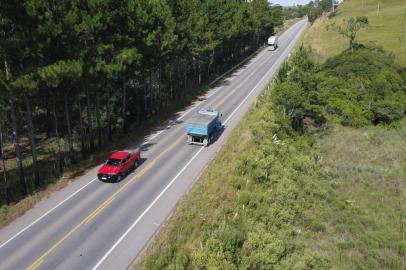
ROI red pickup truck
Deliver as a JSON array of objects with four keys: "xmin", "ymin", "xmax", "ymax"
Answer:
[{"xmin": 98, "ymin": 149, "xmax": 141, "ymax": 182}]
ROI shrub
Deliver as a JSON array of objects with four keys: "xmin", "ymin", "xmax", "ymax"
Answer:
[
  {"xmin": 240, "ymin": 226, "xmax": 286, "ymax": 269},
  {"xmin": 371, "ymin": 92, "xmax": 406, "ymax": 124},
  {"xmin": 274, "ymin": 47, "xmax": 406, "ymax": 130}
]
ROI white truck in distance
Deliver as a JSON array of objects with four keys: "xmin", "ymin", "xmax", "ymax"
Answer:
[{"xmin": 267, "ymin": 35, "xmax": 278, "ymax": 51}]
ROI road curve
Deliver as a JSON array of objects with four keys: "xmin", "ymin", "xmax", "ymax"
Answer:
[{"xmin": 0, "ymin": 19, "xmax": 307, "ymax": 270}]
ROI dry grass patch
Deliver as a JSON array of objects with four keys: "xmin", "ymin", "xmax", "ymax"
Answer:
[{"xmin": 313, "ymin": 121, "xmax": 406, "ymax": 269}]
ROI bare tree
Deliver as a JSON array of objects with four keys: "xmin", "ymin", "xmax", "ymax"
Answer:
[
  {"xmin": 328, "ymin": 16, "xmax": 369, "ymax": 51},
  {"xmin": 53, "ymin": 95, "xmax": 64, "ymax": 173},
  {"xmin": 25, "ymin": 95, "xmax": 40, "ymax": 188},
  {"xmin": 1, "ymin": 59, "xmax": 27, "ymax": 195},
  {"xmin": 0, "ymin": 119, "xmax": 9, "ymax": 203},
  {"xmin": 10, "ymin": 96, "xmax": 27, "ymax": 195},
  {"xmin": 64, "ymin": 91, "xmax": 75, "ymax": 163}
]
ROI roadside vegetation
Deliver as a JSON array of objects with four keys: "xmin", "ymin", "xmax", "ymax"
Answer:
[
  {"xmin": 138, "ymin": 34, "xmax": 406, "ymax": 270},
  {"xmin": 0, "ymin": 0, "xmax": 285, "ymax": 226}
]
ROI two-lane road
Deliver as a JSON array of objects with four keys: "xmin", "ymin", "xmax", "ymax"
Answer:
[{"xmin": 0, "ymin": 19, "xmax": 307, "ymax": 270}]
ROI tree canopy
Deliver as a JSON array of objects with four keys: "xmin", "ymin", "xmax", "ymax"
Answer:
[{"xmin": 0, "ymin": 0, "xmax": 282, "ymax": 203}]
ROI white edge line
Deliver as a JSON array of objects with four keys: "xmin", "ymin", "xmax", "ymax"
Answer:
[
  {"xmin": 0, "ymin": 22, "xmax": 304, "ymax": 250},
  {"xmin": 0, "ymin": 177, "xmax": 98, "ymax": 249},
  {"xmin": 2, "ymin": 115, "xmax": 168, "ymax": 248},
  {"xmin": 1, "ymin": 69, "xmax": 204, "ymax": 247},
  {"xmin": 179, "ymin": 20, "xmax": 304, "ymax": 124},
  {"xmin": 142, "ymin": 130, "xmax": 165, "ymax": 145},
  {"xmin": 92, "ymin": 20, "xmax": 307, "ymax": 269},
  {"xmin": 174, "ymin": 55, "xmax": 257, "ymax": 122},
  {"xmin": 167, "ymin": 21, "xmax": 301, "ymax": 124},
  {"xmin": 225, "ymin": 21, "xmax": 306, "ymax": 125},
  {"xmin": 176, "ymin": 105, "xmax": 197, "ymax": 121},
  {"xmin": 224, "ymin": 53, "xmax": 282, "ymax": 125},
  {"xmin": 91, "ymin": 147, "xmax": 205, "ymax": 270},
  {"xmin": 225, "ymin": 61, "xmax": 277, "ymax": 125}
]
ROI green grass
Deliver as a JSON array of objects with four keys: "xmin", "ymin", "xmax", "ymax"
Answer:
[
  {"xmin": 303, "ymin": 0, "xmax": 406, "ymax": 65},
  {"xmin": 311, "ymin": 122, "xmax": 406, "ymax": 269}
]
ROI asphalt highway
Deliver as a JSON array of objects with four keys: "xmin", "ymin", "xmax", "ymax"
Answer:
[{"xmin": 0, "ymin": 19, "xmax": 307, "ymax": 270}]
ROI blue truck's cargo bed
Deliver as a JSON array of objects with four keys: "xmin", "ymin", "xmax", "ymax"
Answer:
[
  {"xmin": 185, "ymin": 109, "xmax": 222, "ymax": 146},
  {"xmin": 185, "ymin": 114, "xmax": 217, "ymax": 136}
]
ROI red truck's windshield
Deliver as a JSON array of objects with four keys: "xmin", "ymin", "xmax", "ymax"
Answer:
[{"xmin": 106, "ymin": 158, "xmax": 122, "ymax": 166}]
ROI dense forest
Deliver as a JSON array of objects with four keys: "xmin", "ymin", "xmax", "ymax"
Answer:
[{"xmin": 0, "ymin": 0, "xmax": 285, "ymax": 205}]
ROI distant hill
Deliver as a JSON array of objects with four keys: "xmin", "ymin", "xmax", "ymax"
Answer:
[{"xmin": 303, "ymin": 0, "xmax": 406, "ymax": 65}]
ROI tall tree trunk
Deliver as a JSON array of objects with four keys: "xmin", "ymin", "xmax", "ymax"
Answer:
[
  {"xmin": 135, "ymin": 89, "xmax": 142, "ymax": 123},
  {"xmin": 147, "ymin": 73, "xmax": 151, "ymax": 116},
  {"xmin": 0, "ymin": 120, "xmax": 9, "ymax": 204},
  {"xmin": 10, "ymin": 96, "xmax": 27, "ymax": 195},
  {"xmin": 25, "ymin": 95, "xmax": 40, "ymax": 188},
  {"xmin": 45, "ymin": 97, "xmax": 52, "ymax": 139},
  {"xmin": 183, "ymin": 59, "xmax": 187, "ymax": 99},
  {"xmin": 143, "ymin": 83, "xmax": 148, "ymax": 118},
  {"xmin": 86, "ymin": 90, "xmax": 95, "ymax": 152},
  {"xmin": 2, "ymin": 58, "xmax": 13, "ymax": 200},
  {"xmin": 198, "ymin": 61, "xmax": 202, "ymax": 85},
  {"xmin": 78, "ymin": 96, "xmax": 86, "ymax": 159},
  {"xmin": 169, "ymin": 61, "xmax": 173, "ymax": 100},
  {"xmin": 53, "ymin": 96, "xmax": 63, "ymax": 173},
  {"xmin": 106, "ymin": 87, "xmax": 113, "ymax": 142},
  {"xmin": 149, "ymin": 72, "xmax": 153, "ymax": 115},
  {"xmin": 122, "ymin": 82, "xmax": 128, "ymax": 133},
  {"xmin": 192, "ymin": 57, "xmax": 197, "ymax": 85},
  {"xmin": 158, "ymin": 61, "xmax": 164, "ymax": 109},
  {"xmin": 95, "ymin": 94, "xmax": 102, "ymax": 148},
  {"xmin": 64, "ymin": 92, "xmax": 74, "ymax": 163}
]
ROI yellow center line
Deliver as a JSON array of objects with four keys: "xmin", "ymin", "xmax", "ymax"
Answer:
[
  {"xmin": 26, "ymin": 259, "xmax": 43, "ymax": 270},
  {"xmin": 27, "ymin": 48, "xmax": 274, "ymax": 270},
  {"xmin": 84, "ymin": 196, "xmax": 116, "ymax": 224},
  {"xmin": 26, "ymin": 136, "xmax": 184, "ymax": 270},
  {"xmin": 209, "ymin": 49, "xmax": 273, "ymax": 109}
]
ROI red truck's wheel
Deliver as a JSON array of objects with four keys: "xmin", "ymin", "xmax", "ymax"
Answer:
[
  {"xmin": 117, "ymin": 174, "xmax": 123, "ymax": 182},
  {"xmin": 133, "ymin": 160, "xmax": 139, "ymax": 170}
]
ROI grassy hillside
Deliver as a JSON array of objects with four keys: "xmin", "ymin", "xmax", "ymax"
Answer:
[
  {"xmin": 315, "ymin": 123, "xmax": 406, "ymax": 269},
  {"xmin": 302, "ymin": 0, "xmax": 406, "ymax": 65}
]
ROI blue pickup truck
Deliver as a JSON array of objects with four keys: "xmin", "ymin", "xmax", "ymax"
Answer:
[{"xmin": 185, "ymin": 109, "xmax": 222, "ymax": 146}]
